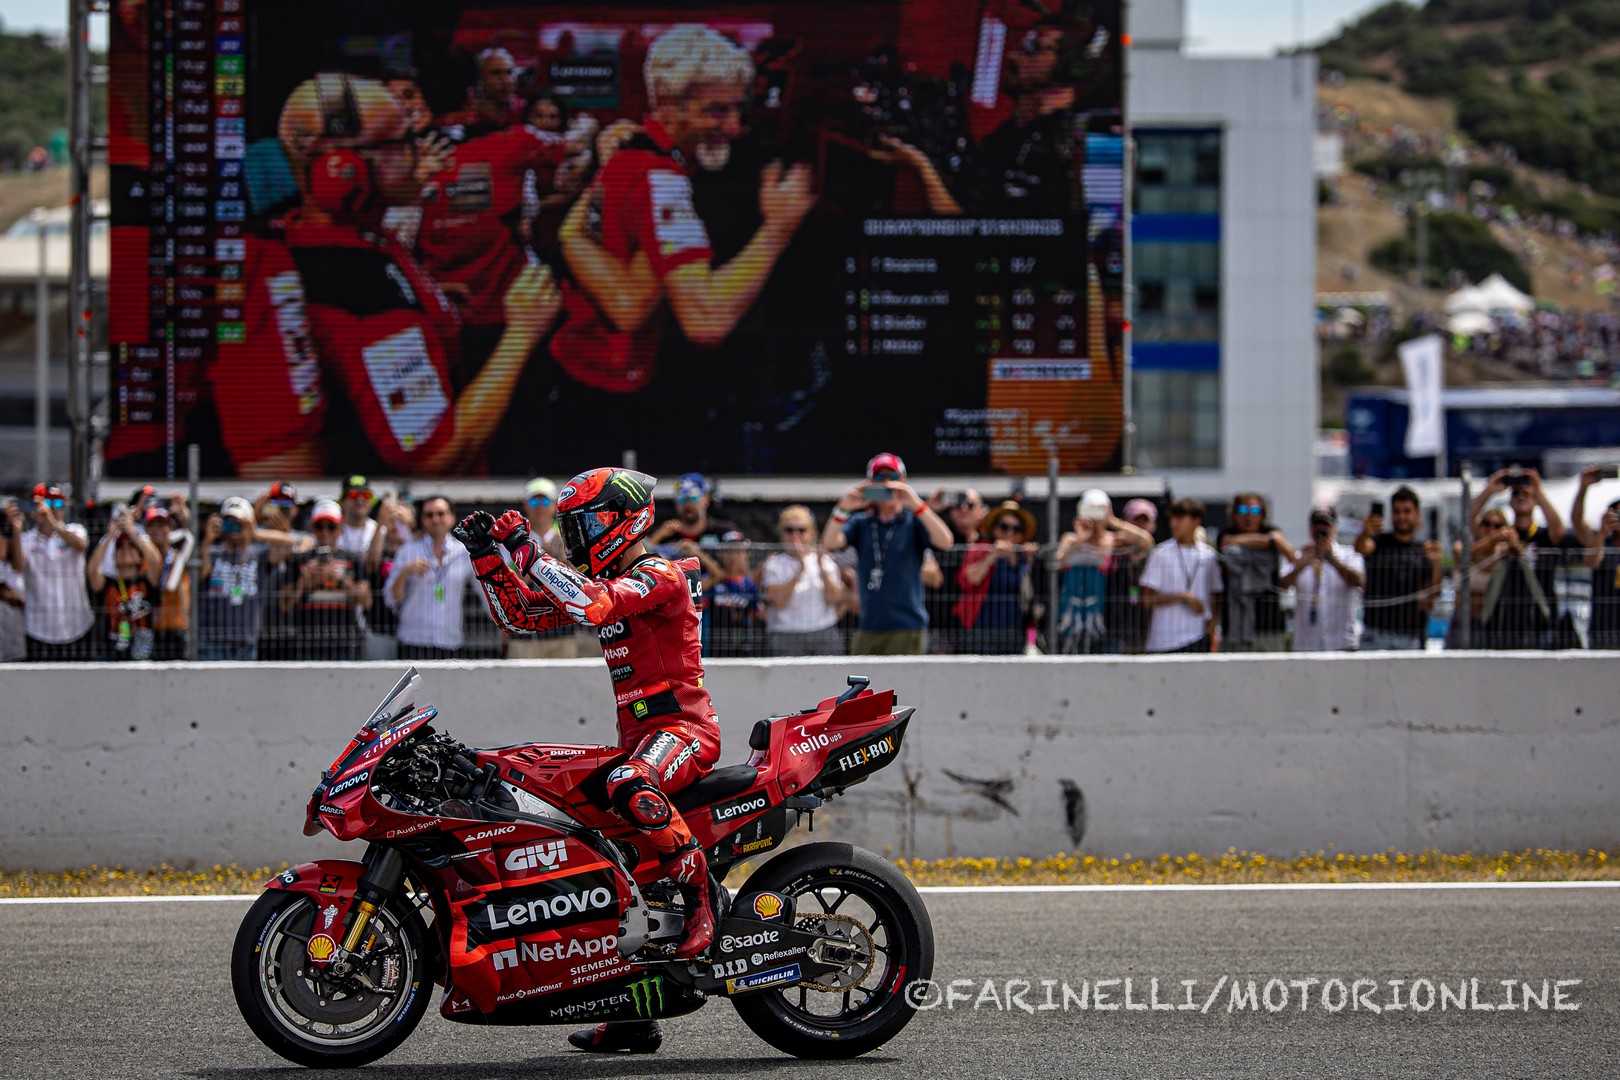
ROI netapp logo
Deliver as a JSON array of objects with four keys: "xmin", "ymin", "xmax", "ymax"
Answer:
[
  {"xmin": 326, "ymin": 769, "xmax": 370, "ymax": 798},
  {"xmin": 711, "ymin": 793, "xmax": 768, "ymax": 825},
  {"xmin": 504, "ymin": 839, "xmax": 568, "ymax": 873}
]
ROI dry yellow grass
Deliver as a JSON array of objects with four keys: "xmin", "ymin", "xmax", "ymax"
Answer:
[{"xmin": 0, "ymin": 849, "xmax": 1612, "ymax": 898}]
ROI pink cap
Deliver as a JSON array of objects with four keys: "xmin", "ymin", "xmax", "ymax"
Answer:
[{"xmin": 1123, "ymin": 498, "xmax": 1158, "ymax": 522}]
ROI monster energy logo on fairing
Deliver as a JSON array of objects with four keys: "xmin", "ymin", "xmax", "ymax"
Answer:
[
  {"xmin": 611, "ymin": 474, "xmax": 647, "ymax": 502},
  {"xmin": 630, "ymin": 976, "xmax": 665, "ymax": 1018}
]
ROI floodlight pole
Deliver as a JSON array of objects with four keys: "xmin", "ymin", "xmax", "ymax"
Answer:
[{"xmin": 68, "ymin": 0, "xmax": 95, "ymax": 510}]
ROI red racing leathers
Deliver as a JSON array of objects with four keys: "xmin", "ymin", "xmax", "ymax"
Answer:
[{"xmin": 470, "ymin": 540, "xmax": 719, "ymax": 874}]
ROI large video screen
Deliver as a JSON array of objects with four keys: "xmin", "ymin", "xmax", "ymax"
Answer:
[{"xmin": 107, "ymin": 0, "xmax": 1124, "ymax": 480}]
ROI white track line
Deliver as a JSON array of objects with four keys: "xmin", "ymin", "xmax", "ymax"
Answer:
[{"xmin": 2, "ymin": 880, "xmax": 1617, "ymax": 905}]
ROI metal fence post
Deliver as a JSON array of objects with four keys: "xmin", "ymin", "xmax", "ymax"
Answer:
[
  {"xmin": 1456, "ymin": 463, "xmax": 1472, "ymax": 649},
  {"xmin": 1046, "ymin": 457, "xmax": 1060, "ymax": 653},
  {"xmin": 187, "ymin": 444, "xmax": 201, "ymax": 661}
]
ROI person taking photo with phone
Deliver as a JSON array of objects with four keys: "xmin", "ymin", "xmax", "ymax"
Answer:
[
  {"xmin": 822, "ymin": 453, "xmax": 952, "ymax": 655},
  {"xmin": 1571, "ymin": 465, "xmax": 1620, "ymax": 649},
  {"xmin": 1281, "ymin": 506, "xmax": 1365, "ymax": 652},
  {"xmin": 1355, "ymin": 487, "xmax": 1443, "ymax": 651},
  {"xmin": 15, "ymin": 484, "xmax": 95, "ymax": 661}
]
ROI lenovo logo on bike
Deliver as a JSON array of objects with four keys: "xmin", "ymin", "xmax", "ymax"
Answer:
[
  {"xmin": 470, "ymin": 872, "xmax": 621, "ymax": 942},
  {"xmin": 832, "ymin": 734, "xmax": 896, "ymax": 776},
  {"xmin": 487, "ymin": 886, "xmax": 614, "ymax": 931},
  {"xmin": 325, "ymin": 769, "xmax": 369, "ymax": 798},
  {"xmin": 504, "ymin": 839, "xmax": 569, "ymax": 873},
  {"xmin": 710, "ymin": 793, "xmax": 768, "ymax": 825}
]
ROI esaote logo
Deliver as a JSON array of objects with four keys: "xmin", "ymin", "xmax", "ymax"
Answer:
[{"xmin": 505, "ymin": 839, "xmax": 569, "ymax": 873}]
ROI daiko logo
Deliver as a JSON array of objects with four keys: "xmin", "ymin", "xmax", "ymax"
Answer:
[{"xmin": 505, "ymin": 839, "xmax": 569, "ymax": 873}]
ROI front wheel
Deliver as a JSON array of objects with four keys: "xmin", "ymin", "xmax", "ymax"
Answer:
[
  {"xmin": 731, "ymin": 842, "xmax": 934, "ymax": 1059},
  {"xmin": 231, "ymin": 889, "xmax": 434, "ymax": 1068}
]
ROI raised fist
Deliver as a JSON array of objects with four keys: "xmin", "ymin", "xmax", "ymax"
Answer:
[
  {"xmin": 491, "ymin": 509, "xmax": 531, "ymax": 552},
  {"xmin": 453, "ymin": 511, "xmax": 496, "ymax": 555}
]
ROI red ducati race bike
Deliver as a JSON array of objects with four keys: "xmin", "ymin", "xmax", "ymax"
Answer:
[{"xmin": 230, "ymin": 668, "xmax": 932, "ymax": 1066}]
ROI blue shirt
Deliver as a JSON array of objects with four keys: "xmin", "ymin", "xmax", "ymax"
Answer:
[{"xmin": 845, "ymin": 509, "xmax": 935, "ymax": 631}]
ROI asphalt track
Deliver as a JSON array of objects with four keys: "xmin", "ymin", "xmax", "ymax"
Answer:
[{"xmin": 2, "ymin": 884, "xmax": 1616, "ymax": 1079}]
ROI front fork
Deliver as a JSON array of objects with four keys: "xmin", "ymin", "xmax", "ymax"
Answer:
[{"xmin": 330, "ymin": 846, "xmax": 406, "ymax": 979}]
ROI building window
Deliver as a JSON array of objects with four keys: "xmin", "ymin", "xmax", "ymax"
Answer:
[{"xmin": 1132, "ymin": 128, "xmax": 1222, "ymax": 469}]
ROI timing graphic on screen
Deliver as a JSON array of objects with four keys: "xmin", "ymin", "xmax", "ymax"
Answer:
[{"xmin": 106, "ymin": 0, "xmax": 1124, "ymax": 479}]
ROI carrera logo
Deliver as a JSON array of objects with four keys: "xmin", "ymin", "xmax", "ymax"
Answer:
[
  {"xmin": 317, "ymin": 803, "xmax": 345, "ymax": 816},
  {"xmin": 486, "ymin": 885, "xmax": 615, "ymax": 930},
  {"xmin": 832, "ymin": 735, "xmax": 896, "ymax": 775},
  {"xmin": 720, "ymin": 928, "xmax": 779, "ymax": 952},
  {"xmin": 504, "ymin": 839, "xmax": 569, "ymax": 873},
  {"xmin": 711, "ymin": 793, "xmax": 768, "ymax": 825},
  {"xmin": 460, "ymin": 824, "xmax": 518, "ymax": 844},
  {"xmin": 326, "ymin": 768, "xmax": 370, "ymax": 798},
  {"xmin": 599, "ymin": 620, "xmax": 632, "ymax": 644}
]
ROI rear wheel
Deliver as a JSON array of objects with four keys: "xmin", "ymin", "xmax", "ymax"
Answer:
[
  {"xmin": 231, "ymin": 890, "xmax": 433, "ymax": 1068},
  {"xmin": 730, "ymin": 842, "xmax": 934, "ymax": 1059}
]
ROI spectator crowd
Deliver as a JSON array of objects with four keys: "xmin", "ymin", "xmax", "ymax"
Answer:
[{"xmin": 4, "ymin": 460, "xmax": 1618, "ymax": 663}]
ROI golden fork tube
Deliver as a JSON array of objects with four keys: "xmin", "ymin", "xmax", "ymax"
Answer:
[{"xmin": 342, "ymin": 900, "xmax": 379, "ymax": 953}]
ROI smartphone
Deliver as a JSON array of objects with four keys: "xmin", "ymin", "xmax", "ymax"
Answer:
[
  {"xmin": 1368, "ymin": 500, "xmax": 1384, "ymax": 518},
  {"xmin": 1596, "ymin": 467, "xmax": 1620, "ymax": 480},
  {"xmin": 1428, "ymin": 508, "xmax": 1440, "ymax": 540},
  {"xmin": 862, "ymin": 484, "xmax": 892, "ymax": 503}
]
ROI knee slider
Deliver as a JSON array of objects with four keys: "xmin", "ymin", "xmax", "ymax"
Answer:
[{"xmin": 610, "ymin": 775, "xmax": 672, "ymax": 831}]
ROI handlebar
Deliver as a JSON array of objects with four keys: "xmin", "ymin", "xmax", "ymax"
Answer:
[{"xmin": 835, "ymin": 674, "xmax": 870, "ymax": 704}]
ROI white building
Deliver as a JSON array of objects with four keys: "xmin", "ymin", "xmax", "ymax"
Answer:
[{"xmin": 1128, "ymin": 0, "xmax": 1318, "ymax": 532}]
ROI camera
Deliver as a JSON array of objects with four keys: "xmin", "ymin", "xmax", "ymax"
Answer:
[
  {"xmin": 1503, "ymin": 465, "xmax": 1530, "ymax": 489},
  {"xmin": 1312, "ymin": 525, "xmax": 1330, "ymax": 542},
  {"xmin": 1368, "ymin": 501, "xmax": 1384, "ymax": 518},
  {"xmin": 221, "ymin": 517, "xmax": 243, "ymax": 535},
  {"xmin": 862, "ymin": 484, "xmax": 893, "ymax": 503},
  {"xmin": 316, "ymin": 546, "xmax": 333, "ymax": 563},
  {"xmin": 1595, "ymin": 467, "xmax": 1620, "ymax": 481}
]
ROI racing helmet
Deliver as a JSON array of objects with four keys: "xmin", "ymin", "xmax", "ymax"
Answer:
[{"xmin": 555, "ymin": 468, "xmax": 658, "ymax": 576}]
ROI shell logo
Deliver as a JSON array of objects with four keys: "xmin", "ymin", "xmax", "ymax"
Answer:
[
  {"xmin": 752, "ymin": 893, "xmax": 783, "ymax": 920},
  {"xmin": 307, "ymin": 933, "xmax": 339, "ymax": 962}
]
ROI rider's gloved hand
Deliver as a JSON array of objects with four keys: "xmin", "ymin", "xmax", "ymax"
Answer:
[
  {"xmin": 491, "ymin": 510, "xmax": 532, "ymax": 552},
  {"xmin": 453, "ymin": 511, "xmax": 497, "ymax": 557}
]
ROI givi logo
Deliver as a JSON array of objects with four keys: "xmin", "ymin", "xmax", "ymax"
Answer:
[{"xmin": 505, "ymin": 839, "xmax": 569, "ymax": 873}]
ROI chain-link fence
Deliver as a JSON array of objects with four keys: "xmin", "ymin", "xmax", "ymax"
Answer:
[{"xmin": 5, "ymin": 526, "xmax": 1618, "ymax": 661}]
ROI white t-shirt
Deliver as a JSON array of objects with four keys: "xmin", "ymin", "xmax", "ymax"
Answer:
[
  {"xmin": 1140, "ymin": 539, "xmax": 1223, "ymax": 652},
  {"xmin": 339, "ymin": 519, "xmax": 378, "ymax": 558},
  {"xmin": 760, "ymin": 551, "xmax": 841, "ymax": 633},
  {"xmin": 20, "ymin": 525, "xmax": 95, "ymax": 644},
  {"xmin": 1287, "ymin": 543, "xmax": 1365, "ymax": 652}
]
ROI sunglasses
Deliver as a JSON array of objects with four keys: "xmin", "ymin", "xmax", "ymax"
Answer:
[
  {"xmin": 993, "ymin": 521, "xmax": 1024, "ymax": 533},
  {"xmin": 527, "ymin": 495, "xmax": 553, "ymax": 508},
  {"xmin": 344, "ymin": 491, "xmax": 372, "ymax": 501},
  {"xmin": 781, "ymin": 525, "xmax": 810, "ymax": 535},
  {"xmin": 676, "ymin": 494, "xmax": 702, "ymax": 504},
  {"xmin": 312, "ymin": 521, "xmax": 340, "ymax": 531},
  {"xmin": 1235, "ymin": 506, "xmax": 1263, "ymax": 516},
  {"xmin": 39, "ymin": 498, "xmax": 65, "ymax": 510},
  {"xmin": 871, "ymin": 470, "xmax": 902, "ymax": 482}
]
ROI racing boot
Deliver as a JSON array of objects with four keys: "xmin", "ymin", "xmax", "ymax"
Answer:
[
  {"xmin": 567, "ymin": 1020, "xmax": 663, "ymax": 1053},
  {"xmin": 664, "ymin": 840, "xmax": 715, "ymax": 960}
]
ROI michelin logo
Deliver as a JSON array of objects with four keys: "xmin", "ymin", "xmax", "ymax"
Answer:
[{"xmin": 727, "ymin": 963, "xmax": 802, "ymax": 994}]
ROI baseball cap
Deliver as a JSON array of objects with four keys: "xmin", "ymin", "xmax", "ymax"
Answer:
[
  {"xmin": 267, "ymin": 480, "xmax": 299, "ymax": 506},
  {"xmin": 866, "ymin": 452, "xmax": 906, "ymax": 480},
  {"xmin": 32, "ymin": 482, "xmax": 66, "ymax": 501},
  {"xmin": 719, "ymin": 529, "xmax": 749, "ymax": 544},
  {"xmin": 341, "ymin": 474, "xmax": 374, "ymax": 503},
  {"xmin": 675, "ymin": 473, "xmax": 711, "ymax": 500},
  {"xmin": 1310, "ymin": 507, "xmax": 1338, "ymax": 526},
  {"xmin": 220, "ymin": 496, "xmax": 255, "ymax": 523},
  {"xmin": 128, "ymin": 484, "xmax": 158, "ymax": 506},
  {"xmin": 1078, "ymin": 489, "xmax": 1111, "ymax": 521},
  {"xmin": 525, "ymin": 477, "xmax": 558, "ymax": 504},
  {"xmin": 1123, "ymin": 498, "xmax": 1157, "ymax": 523},
  {"xmin": 143, "ymin": 504, "xmax": 171, "ymax": 524},
  {"xmin": 310, "ymin": 499, "xmax": 343, "ymax": 525}
]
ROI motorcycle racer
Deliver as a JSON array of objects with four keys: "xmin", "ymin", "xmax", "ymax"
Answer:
[{"xmin": 456, "ymin": 467, "xmax": 717, "ymax": 1053}]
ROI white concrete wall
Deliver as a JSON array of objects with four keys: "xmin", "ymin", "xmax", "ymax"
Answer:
[
  {"xmin": 1131, "ymin": 47, "xmax": 1319, "ymax": 535},
  {"xmin": 2, "ymin": 656, "xmax": 1615, "ymax": 871}
]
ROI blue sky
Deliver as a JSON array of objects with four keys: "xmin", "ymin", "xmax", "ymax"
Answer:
[{"xmin": 1, "ymin": 0, "xmax": 1395, "ymax": 56}]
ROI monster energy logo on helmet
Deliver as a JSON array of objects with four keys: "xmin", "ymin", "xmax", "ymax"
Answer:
[
  {"xmin": 611, "ymin": 473, "xmax": 648, "ymax": 502},
  {"xmin": 629, "ymin": 976, "xmax": 665, "ymax": 1018}
]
